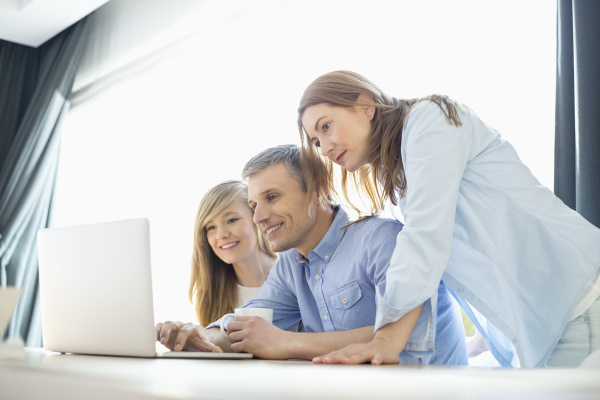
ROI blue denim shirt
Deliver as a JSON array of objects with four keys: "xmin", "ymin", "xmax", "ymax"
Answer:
[{"xmin": 213, "ymin": 207, "xmax": 467, "ymax": 365}]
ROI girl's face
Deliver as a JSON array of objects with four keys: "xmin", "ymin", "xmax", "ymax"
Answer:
[
  {"xmin": 301, "ymin": 97, "xmax": 374, "ymax": 172},
  {"xmin": 205, "ymin": 197, "xmax": 258, "ymax": 266}
]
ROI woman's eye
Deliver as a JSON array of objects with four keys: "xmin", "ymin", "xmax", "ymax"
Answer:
[
  {"xmin": 206, "ymin": 225, "xmax": 215, "ymax": 231},
  {"xmin": 322, "ymin": 122, "xmax": 330, "ymax": 132},
  {"xmin": 311, "ymin": 138, "xmax": 321, "ymax": 148},
  {"xmin": 227, "ymin": 218, "xmax": 238, "ymax": 224},
  {"xmin": 249, "ymin": 203, "xmax": 257, "ymax": 210}
]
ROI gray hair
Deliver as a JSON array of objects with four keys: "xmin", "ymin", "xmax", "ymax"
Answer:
[{"xmin": 241, "ymin": 144, "xmax": 307, "ymax": 192}]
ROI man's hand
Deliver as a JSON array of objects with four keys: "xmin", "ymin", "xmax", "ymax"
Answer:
[
  {"xmin": 155, "ymin": 320, "xmax": 223, "ymax": 353},
  {"xmin": 226, "ymin": 316, "xmax": 291, "ymax": 359}
]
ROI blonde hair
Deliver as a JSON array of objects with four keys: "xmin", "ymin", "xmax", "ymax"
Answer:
[
  {"xmin": 189, "ymin": 180, "xmax": 276, "ymax": 326},
  {"xmin": 297, "ymin": 70, "xmax": 462, "ymax": 217}
]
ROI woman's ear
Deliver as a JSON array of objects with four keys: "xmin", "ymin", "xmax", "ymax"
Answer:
[{"xmin": 357, "ymin": 93, "xmax": 376, "ymax": 121}]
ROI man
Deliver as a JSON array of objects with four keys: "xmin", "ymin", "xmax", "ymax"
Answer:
[{"xmin": 157, "ymin": 144, "xmax": 467, "ymax": 364}]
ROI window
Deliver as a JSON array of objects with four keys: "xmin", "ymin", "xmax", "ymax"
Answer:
[{"xmin": 54, "ymin": 0, "xmax": 557, "ymax": 324}]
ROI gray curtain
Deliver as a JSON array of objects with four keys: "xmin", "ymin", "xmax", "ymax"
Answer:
[
  {"xmin": 0, "ymin": 18, "xmax": 90, "ymax": 346},
  {"xmin": 554, "ymin": 0, "xmax": 600, "ymax": 228}
]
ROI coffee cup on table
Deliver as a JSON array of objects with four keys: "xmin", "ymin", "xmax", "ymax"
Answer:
[{"xmin": 220, "ymin": 308, "xmax": 273, "ymax": 339}]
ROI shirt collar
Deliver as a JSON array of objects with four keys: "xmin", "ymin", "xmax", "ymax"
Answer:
[{"xmin": 295, "ymin": 205, "xmax": 348, "ymax": 264}]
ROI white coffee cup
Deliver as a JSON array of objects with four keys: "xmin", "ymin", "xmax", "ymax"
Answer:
[{"xmin": 220, "ymin": 308, "xmax": 273, "ymax": 339}]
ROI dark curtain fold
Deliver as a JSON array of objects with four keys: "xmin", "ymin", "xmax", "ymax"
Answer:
[
  {"xmin": 555, "ymin": 0, "xmax": 600, "ymax": 228},
  {"xmin": 0, "ymin": 18, "xmax": 90, "ymax": 346}
]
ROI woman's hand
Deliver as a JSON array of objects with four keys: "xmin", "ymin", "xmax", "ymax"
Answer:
[
  {"xmin": 313, "ymin": 336, "xmax": 401, "ymax": 365},
  {"xmin": 312, "ymin": 302, "xmax": 425, "ymax": 365}
]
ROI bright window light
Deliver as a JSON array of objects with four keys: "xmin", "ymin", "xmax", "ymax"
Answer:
[{"xmin": 54, "ymin": 0, "xmax": 556, "ymax": 324}]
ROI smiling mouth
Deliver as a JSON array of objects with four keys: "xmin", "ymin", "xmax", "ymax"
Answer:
[
  {"xmin": 336, "ymin": 151, "xmax": 346, "ymax": 163},
  {"xmin": 220, "ymin": 241, "xmax": 239, "ymax": 250},
  {"xmin": 265, "ymin": 223, "xmax": 283, "ymax": 236}
]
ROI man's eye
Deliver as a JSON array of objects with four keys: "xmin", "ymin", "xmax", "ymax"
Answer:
[{"xmin": 267, "ymin": 194, "xmax": 278, "ymax": 201}]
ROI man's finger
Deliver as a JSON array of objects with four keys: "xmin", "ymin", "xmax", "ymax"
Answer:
[{"xmin": 190, "ymin": 336, "xmax": 223, "ymax": 353}]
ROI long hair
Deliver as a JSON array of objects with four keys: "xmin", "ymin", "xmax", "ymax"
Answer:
[
  {"xmin": 297, "ymin": 70, "xmax": 462, "ymax": 217},
  {"xmin": 189, "ymin": 180, "xmax": 276, "ymax": 326}
]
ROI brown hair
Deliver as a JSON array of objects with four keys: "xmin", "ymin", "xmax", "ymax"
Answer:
[
  {"xmin": 189, "ymin": 180, "xmax": 276, "ymax": 326},
  {"xmin": 241, "ymin": 144, "xmax": 332, "ymax": 216},
  {"xmin": 297, "ymin": 70, "xmax": 462, "ymax": 217}
]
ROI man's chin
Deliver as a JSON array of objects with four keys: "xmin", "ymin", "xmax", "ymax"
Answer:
[{"xmin": 267, "ymin": 240, "xmax": 291, "ymax": 254}]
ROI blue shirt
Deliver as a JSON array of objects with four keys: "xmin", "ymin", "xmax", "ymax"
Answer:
[
  {"xmin": 378, "ymin": 101, "xmax": 600, "ymax": 367},
  {"xmin": 235, "ymin": 207, "xmax": 467, "ymax": 365}
]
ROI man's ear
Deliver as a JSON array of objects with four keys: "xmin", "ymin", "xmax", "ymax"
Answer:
[{"xmin": 357, "ymin": 93, "xmax": 376, "ymax": 121}]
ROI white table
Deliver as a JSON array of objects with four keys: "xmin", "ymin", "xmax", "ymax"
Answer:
[{"xmin": 0, "ymin": 348, "xmax": 599, "ymax": 399}]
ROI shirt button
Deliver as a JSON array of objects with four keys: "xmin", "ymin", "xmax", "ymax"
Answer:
[
  {"xmin": 323, "ymin": 314, "xmax": 329, "ymax": 320},
  {"xmin": 315, "ymin": 274, "xmax": 321, "ymax": 280},
  {"xmin": 324, "ymin": 255, "xmax": 329, "ymax": 260}
]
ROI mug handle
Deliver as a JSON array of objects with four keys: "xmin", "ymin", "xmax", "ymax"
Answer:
[{"xmin": 220, "ymin": 313, "xmax": 236, "ymax": 339}]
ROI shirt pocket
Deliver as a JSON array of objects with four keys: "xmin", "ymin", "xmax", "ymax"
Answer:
[{"xmin": 330, "ymin": 282, "xmax": 363, "ymax": 310}]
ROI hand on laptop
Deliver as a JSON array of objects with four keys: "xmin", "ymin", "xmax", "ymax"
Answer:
[{"xmin": 155, "ymin": 321, "xmax": 223, "ymax": 353}]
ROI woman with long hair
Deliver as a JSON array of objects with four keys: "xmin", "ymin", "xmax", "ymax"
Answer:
[
  {"xmin": 297, "ymin": 70, "xmax": 600, "ymax": 367},
  {"xmin": 156, "ymin": 180, "xmax": 276, "ymax": 350},
  {"xmin": 189, "ymin": 180, "xmax": 277, "ymax": 327}
]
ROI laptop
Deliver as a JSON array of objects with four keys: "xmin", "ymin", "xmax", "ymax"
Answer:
[{"xmin": 36, "ymin": 217, "xmax": 252, "ymax": 359}]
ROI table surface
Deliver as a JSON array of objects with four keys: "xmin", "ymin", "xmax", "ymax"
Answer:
[{"xmin": 1, "ymin": 348, "xmax": 599, "ymax": 400}]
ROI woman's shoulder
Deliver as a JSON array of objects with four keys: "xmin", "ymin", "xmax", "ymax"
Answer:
[
  {"xmin": 406, "ymin": 98, "xmax": 464, "ymax": 121},
  {"xmin": 404, "ymin": 97, "xmax": 472, "ymax": 136}
]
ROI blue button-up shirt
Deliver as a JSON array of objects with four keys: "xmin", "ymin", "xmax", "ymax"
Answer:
[{"xmin": 236, "ymin": 207, "xmax": 467, "ymax": 365}]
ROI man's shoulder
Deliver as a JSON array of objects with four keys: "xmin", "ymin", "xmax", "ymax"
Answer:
[{"xmin": 345, "ymin": 215, "xmax": 403, "ymax": 237}]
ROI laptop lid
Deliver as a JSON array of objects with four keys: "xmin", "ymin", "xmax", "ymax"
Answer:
[
  {"xmin": 37, "ymin": 218, "xmax": 253, "ymax": 359},
  {"xmin": 38, "ymin": 218, "xmax": 158, "ymax": 357}
]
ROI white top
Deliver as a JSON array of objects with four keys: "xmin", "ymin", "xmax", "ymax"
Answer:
[
  {"xmin": 236, "ymin": 284, "xmax": 260, "ymax": 308},
  {"xmin": 376, "ymin": 101, "xmax": 600, "ymax": 367}
]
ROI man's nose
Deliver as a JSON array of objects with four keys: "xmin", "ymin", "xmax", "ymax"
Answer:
[{"xmin": 253, "ymin": 203, "xmax": 267, "ymax": 226}]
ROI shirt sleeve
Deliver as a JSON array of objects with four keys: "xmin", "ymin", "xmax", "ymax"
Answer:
[
  {"xmin": 205, "ymin": 257, "xmax": 303, "ymax": 332},
  {"xmin": 376, "ymin": 101, "xmax": 470, "ymax": 331}
]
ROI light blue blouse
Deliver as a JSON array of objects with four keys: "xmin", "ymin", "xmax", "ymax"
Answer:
[{"xmin": 377, "ymin": 101, "xmax": 600, "ymax": 367}]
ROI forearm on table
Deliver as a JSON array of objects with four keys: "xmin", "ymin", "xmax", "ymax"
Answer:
[
  {"xmin": 286, "ymin": 326, "xmax": 375, "ymax": 360},
  {"xmin": 374, "ymin": 303, "xmax": 425, "ymax": 349}
]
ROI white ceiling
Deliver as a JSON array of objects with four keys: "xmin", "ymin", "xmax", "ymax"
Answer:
[{"xmin": 0, "ymin": 0, "xmax": 110, "ymax": 47}]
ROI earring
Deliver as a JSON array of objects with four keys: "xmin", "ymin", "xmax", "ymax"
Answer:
[{"xmin": 368, "ymin": 114, "xmax": 371, "ymax": 117}]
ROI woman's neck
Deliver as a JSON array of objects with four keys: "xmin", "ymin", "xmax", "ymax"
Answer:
[{"xmin": 232, "ymin": 251, "xmax": 275, "ymax": 287}]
